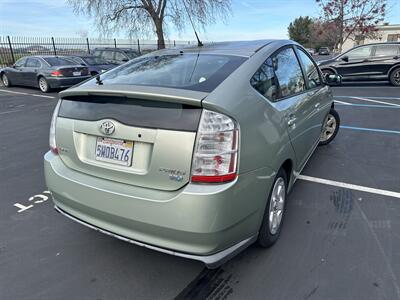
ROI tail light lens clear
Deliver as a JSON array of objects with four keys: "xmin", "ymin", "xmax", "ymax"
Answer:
[
  {"xmin": 191, "ymin": 109, "xmax": 239, "ymax": 183},
  {"xmin": 49, "ymin": 101, "xmax": 61, "ymax": 154}
]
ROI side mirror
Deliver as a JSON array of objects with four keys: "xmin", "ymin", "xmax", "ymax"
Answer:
[
  {"xmin": 341, "ymin": 56, "xmax": 349, "ymax": 62},
  {"xmin": 12, "ymin": 64, "xmax": 16, "ymax": 68},
  {"xmin": 324, "ymin": 73, "xmax": 342, "ymax": 86}
]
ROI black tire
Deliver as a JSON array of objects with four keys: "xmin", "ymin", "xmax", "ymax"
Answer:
[
  {"xmin": 389, "ymin": 67, "xmax": 400, "ymax": 86},
  {"xmin": 319, "ymin": 108, "xmax": 340, "ymax": 146},
  {"xmin": 257, "ymin": 168, "xmax": 288, "ymax": 248},
  {"xmin": 1, "ymin": 73, "xmax": 12, "ymax": 87},
  {"xmin": 38, "ymin": 76, "xmax": 51, "ymax": 93}
]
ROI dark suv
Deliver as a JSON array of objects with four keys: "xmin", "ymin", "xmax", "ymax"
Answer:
[
  {"xmin": 318, "ymin": 42, "xmax": 400, "ymax": 86},
  {"xmin": 92, "ymin": 48, "xmax": 140, "ymax": 65}
]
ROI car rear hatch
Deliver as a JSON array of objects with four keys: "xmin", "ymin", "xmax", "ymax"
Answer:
[{"xmin": 55, "ymin": 85, "xmax": 207, "ymax": 191}]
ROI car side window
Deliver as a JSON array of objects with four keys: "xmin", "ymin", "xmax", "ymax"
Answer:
[
  {"xmin": 345, "ymin": 46, "xmax": 372, "ymax": 60},
  {"xmin": 251, "ymin": 47, "xmax": 306, "ymax": 101},
  {"xmin": 14, "ymin": 57, "xmax": 27, "ymax": 67},
  {"xmin": 296, "ymin": 48, "xmax": 321, "ymax": 89},
  {"xmin": 26, "ymin": 58, "xmax": 41, "ymax": 68},
  {"xmin": 102, "ymin": 51, "xmax": 114, "ymax": 60},
  {"xmin": 250, "ymin": 57, "xmax": 278, "ymax": 101},
  {"xmin": 374, "ymin": 45, "xmax": 399, "ymax": 57},
  {"xmin": 115, "ymin": 51, "xmax": 127, "ymax": 61},
  {"xmin": 273, "ymin": 47, "xmax": 306, "ymax": 98}
]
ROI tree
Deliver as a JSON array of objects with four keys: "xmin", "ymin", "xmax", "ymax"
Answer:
[
  {"xmin": 68, "ymin": 0, "xmax": 231, "ymax": 49},
  {"xmin": 288, "ymin": 16, "xmax": 314, "ymax": 47},
  {"xmin": 316, "ymin": 0, "xmax": 386, "ymax": 52},
  {"xmin": 310, "ymin": 20, "xmax": 339, "ymax": 50}
]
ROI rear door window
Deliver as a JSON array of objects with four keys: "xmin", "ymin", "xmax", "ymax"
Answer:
[
  {"xmin": 374, "ymin": 45, "xmax": 399, "ymax": 57},
  {"xmin": 273, "ymin": 47, "xmax": 306, "ymax": 99},
  {"xmin": 115, "ymin": 51, "xmax": 127, "ymax": 61},
  {"xmin": 251, "ymin": 47, "xmax": 306, "ymax": 101},
  {"xmin": 26, "ymin": 58, "xmax": 41, "ymax": 68},
  {"xmin": 345, "ymin": 46, "xmax": 373, "ymax": 60},
  {"xmin": 102, "ymin": 51, "xmax": 114, "ymax": 61},
  {"xmin": 93, "ymin": 54, "xmax": 246, "ymax": 92}
]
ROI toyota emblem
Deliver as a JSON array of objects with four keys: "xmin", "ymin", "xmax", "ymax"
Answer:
[{"xmin": 99, "ymin": 120, "xmax": 115, "ymax": 135}]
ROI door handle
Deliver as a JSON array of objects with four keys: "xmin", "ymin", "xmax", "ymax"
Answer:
[
  {"xmin": 287, "ymin": 114, "xmax": 297, "ymax": 127},
  {"xmin": 315, "ymin": 102, "xmax": 321, "ymax": 109}
]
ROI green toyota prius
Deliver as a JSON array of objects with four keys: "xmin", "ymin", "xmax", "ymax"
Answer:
[{"xmin": 44, "ymin": 40, "xmax": 340, "ymax": 268}]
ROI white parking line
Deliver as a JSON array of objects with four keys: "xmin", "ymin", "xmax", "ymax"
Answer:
[
  {"xmin": 0, "ymin": 89, "xmax": 56, "ymax": 99},
  {"xmin": 334, "ymin": 100, "xmax": 352, "ymax": 105},
  {"xmin": 298, "ymin": 175, "xmax": 400, "ymax": 199},
  {"xmin": 351, "ymin": 96, "xmax": 400, "ymax": 107}
]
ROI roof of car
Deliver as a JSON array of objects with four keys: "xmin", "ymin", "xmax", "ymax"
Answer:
[{"xmin": 159, "ymin": 40, "xmax": 287, "ymax": 57}]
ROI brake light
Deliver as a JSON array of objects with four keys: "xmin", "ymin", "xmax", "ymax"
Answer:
[
  {"xmin": 51, "ymin": 70, "xmax": 63, "ymax": 77},
  {"xmin": 191, "ymin": 109, "xmax": 239, "ymax": 183},
  {"xmin": 49, "ymin": 101, "xmax": 61, "ymax": 154}
]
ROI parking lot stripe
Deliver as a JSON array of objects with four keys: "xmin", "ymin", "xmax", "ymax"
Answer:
[
  {"xmin": 335, "ymin": 103, "xmax": 400, "ymax": 108},
  {"xmin": 336, "ymin": 95, "xmax": 400, "ymax": 100},
  {"xmin": 0, "ymin": 89, "xmax": 56, "ymax": 99},
  {"xmin": 298, "ymin": 175, "xmax": 400, "ymax": 199},
  {"xmin": 349, "ymin": 96, "xmax": 400, "ymax": 107},
  {"xmin": 340, "ymin": 125, "xmax": 400, "ymax": 135}
]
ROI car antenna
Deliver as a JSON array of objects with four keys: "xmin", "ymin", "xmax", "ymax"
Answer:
[
  {"xmin": 95, "ymin": 74, "xmax": 103, "ymax": 85},
  {"xmin": 182, "ymin": 0, "xmax": 203, "ymax": 47}
]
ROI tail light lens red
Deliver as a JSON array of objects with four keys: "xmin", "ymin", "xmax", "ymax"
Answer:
[
  {"xmin": 51, "ymin": 70, "xmax": 62, "ymax": 77},
  {"xmin": 191, "ymin": 109, "xmax": 239, "ymax": 183}
]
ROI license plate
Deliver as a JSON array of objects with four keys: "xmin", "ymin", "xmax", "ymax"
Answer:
[
  {"xmin": 73, "ymin": 71, "xmax": 81, "ymax": 76},
  {"xmin": 95, "ymin": 137, "xmax": 133, "ymax": 166}
]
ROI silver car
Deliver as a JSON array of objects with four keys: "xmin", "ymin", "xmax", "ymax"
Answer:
[{"xmin": 44, "ymin": 40, "xmax": 340, "ymax": 268}]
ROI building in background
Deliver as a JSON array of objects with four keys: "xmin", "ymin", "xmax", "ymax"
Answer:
[{"xmin": 342, "ymin": 24, "xmax": 400, "ymax": 52}]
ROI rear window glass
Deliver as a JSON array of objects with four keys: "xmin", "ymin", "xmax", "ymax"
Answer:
[
  {"xmin": 44, "ymin": 57, "xmax": 76, "ymax": 66},
  {"xmin": 93, "ymin": 54, "xmax": 246, "ymax": 92}
]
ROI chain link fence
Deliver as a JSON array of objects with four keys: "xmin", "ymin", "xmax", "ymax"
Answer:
[{"xmin": 0, "ymin": 36, "xmax": 194, "ymax": 67}]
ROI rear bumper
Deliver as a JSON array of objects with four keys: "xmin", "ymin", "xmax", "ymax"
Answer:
[
  {"xmin": 44, "ymin": 152, "xmax": 275, "ymax": 267},
  {"xmin": 54, "ymin": 205, "xmax": 257, "ymax": 268},
  {"xmin": 47, "ymin": 76, "xmax": 91, "ymax": 88}
]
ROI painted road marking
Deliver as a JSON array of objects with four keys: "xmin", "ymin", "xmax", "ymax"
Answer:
[
  {"xmin": 13, "ymin": 191, "xmax": 51, "ymax": 213},
  {"xmin": 335, "ymin": 103, "xmax": 400, "ymax": 109},
  {"xmin": 298, "ymin": 175, "xmax": 400, "ymax": 199},
  {"xmin": 0, "ymin": 109, "xmax": 24, "ymax": 115},
  {"xmin": 336, "ymin": 95, "xmax": 400, "ymax": 100},
  {"xmin": 0, "ymin": 89, "xmax": 56, "ymax": 99},
  {"xmin": 334, "ymin": 100, "xmax": 352, "ymax": 105},
  {"xmin": 340, "ymin": 125, "xmax": 400, "ymax": 135},
  {"xmin": 351, "ymin": 96, "xmax": 400, "ymax": 107}
]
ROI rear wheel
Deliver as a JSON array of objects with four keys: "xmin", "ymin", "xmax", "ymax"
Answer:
[
  {"xmin": 257, "ymin": 168, "xmax": 287, "ymax": 248},
  {"xmin": 38, "ymin": 77, "xmax": 50, "ymax": 93},
  {"xmin": 389, "ymin": 67, "xmax": 400, "ymax": 86},
  {"xmin": 319, "ymin": 108, "xmax": 340, "ymax": 146},
  {"xmin": 1, "ymin": 73, "xmax": 11, "ymax": 87}
]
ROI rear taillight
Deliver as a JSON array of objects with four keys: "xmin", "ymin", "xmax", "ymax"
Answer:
[
  {"xmin": 51, "ymin": 70, "xmax": 63, "ymax": 77},
  {"xmin": 191, "ymin": 109, "xmax": 239, "ymax": 183},
  {"xmin": 49, "ymin": 101, "xmax": 61, "ymax": 154}
]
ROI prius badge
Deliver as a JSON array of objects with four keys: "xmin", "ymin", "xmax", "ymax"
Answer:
[{"xmin": 99, "ymin": 120, "xmax": 115, "ymax": 135}]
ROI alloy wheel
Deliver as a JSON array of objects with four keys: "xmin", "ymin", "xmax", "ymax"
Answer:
[
  {"xmin": 320, "ymin": 114, "xmax": 337, "ymax": 143},
  {"xmin": 393, "ymin": 70, "xmax": 400, "ymax": 85},
  {"xmin": 39, "ymin": 78, "xmax": 48, "ymax": 92},
  {"xmin": 268, "ymin": 177, "xmax": 286, "ymax": 235},
  {"xmin": 2, "ymin": 74, "xmax": 9, "ymax": 86}
]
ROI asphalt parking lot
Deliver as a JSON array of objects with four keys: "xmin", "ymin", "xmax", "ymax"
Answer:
[{"xmin": 0, "ymin": 81, "xmax": 399, "ymax": 300}]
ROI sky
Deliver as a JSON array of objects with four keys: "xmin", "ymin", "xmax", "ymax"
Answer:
[{"xmin": 0, "ymin": 0, "xmax": 399, "ymax": 41}]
